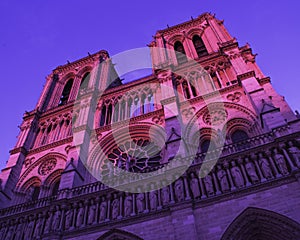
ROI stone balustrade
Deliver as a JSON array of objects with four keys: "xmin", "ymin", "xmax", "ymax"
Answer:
[{"xmin": 0, "ymin": 131, "xmax": 299, "ymax": 239}]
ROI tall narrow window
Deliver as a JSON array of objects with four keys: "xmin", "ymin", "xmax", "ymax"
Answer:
[
  {"xmin": 31, "ymin": 186, "xmax": 40, "ymax": 201},
  {"xmin": 51, "ymin": 180, "xmax": 60, "ymax": 196},
  {"xmin": 100, "ymin": 105, "xmax": 106, "ymax": 126},
  {"xmin": 80, "ymin": 72, "xmax": 91, "ymax": 90},
  {"xmin": 59, "ymin": 79, "xmax": 74, "ymax": 106},
  {"xmin": 106, "ymin": 104, "xmax": 113, "ymax": 125},
  {"xmin": 174, "ymin": 41, "xmax": 187, "ymax": 65},
  {"xmin": 193, "ymin": 35, "xmax": 208, "ymax": 58}
]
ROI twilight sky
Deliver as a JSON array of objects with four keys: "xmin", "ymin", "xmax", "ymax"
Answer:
[{"xmin": 0, "ymin": 1, "xmax": 299, "ymax": 169}]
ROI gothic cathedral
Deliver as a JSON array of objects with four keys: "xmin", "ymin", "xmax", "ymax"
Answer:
[{"xmin": 0, "ymin": 13, "xmax": 300, "ymax": 240}]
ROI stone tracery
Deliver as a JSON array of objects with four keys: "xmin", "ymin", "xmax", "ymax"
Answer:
[{"xmin": 106, "ymin": 138, "xmax": 161, "ymax": 173}]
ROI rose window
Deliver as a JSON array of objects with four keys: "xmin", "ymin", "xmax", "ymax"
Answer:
[
  {"xmin": 38, "ymin": 159, "xmax": 57, "ymax": 176},
  {"xmin": 107, "ymin": 138, "xmax": 161, "ymax": 173},
  {"xmin": 203, "ymin": 109, "xmax": 228, "ymax": 126}
]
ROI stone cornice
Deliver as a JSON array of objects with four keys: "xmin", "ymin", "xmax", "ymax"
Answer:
[
  {"xmin": 179, "ymin": 83, "xmax": 241, "ymax": 107},
  {"xmin": 156, "ymin": 12, "xmax": 210, "ymax": 36},
  {"xmin": 53, "ymin": 50, "xmax": 108, "ymax": 75},
  {"xmin": 102, "ymin": 75, "xmax": 158, "ymax": 98},
  {"xmin": 237, "ymin": 71, "xmax": 256, "ymax": 81},
  {"xmin": 28, "ymin": 137, "xmax": 73, "ymax": 155},
  {"xmin": 95, "ymin": 109, "xmax": 164, "ymax": 134},
  {"xmin": 9, "ymin": 147, "xmax": 27, "ymax": 155},
  {"xmin": 258, "ymin": 77, "xmax": 271, "ymax": 85}
]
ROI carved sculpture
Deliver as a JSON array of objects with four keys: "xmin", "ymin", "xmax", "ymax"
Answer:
[
  {"xmin": 190, "ymin": 172, "xmax": 201, "ymax": 198},
  {"xmin": 99, "ymin": 198, "xmax": 107, "ymax": 221},
  {"xmin": 52, "ymin": 207, "xmax": 61, "ymax": 230},
  {"xmin": 230, "ymin": 161, "xmax": 244, "ymax": 188},
  {"xmin": 111, "ymin": 198, "xmax": 119, "ymax": 220},
  {"xmin": 288, "ymin": 141, "xmax": 300, "ymax": 168},
  {"xmin": 161, "ymin": 184, "xmax": 170, "ymax": 206},
  {"xmin": 88, "ymin": 200, "xmax": 96, "ymax": 225},
  {"xmin": 217, "ymin": 165, "xmax": 230, "ymax": 192},
  {"xmin": 273, "ymin": 148, "xmax": 289, "ymax": 175},
  {"xmin": 65, "ymin": 207, "xmax": 73, "ymax": 230},
  {"xmin": 124, "ymin": 193, "xmax": 133, "ymax": 217},
  {"xmin": 203, "ymin": 170, "xmax": 214, "ymax": 195},
  {"xmin": 245, "ymin": 157, "xmax": 259, "ymax": 183},
  {"xmin": 76, "ymin": 203, "xmax": 84, "ymax": 227},
  {"xmin": 33, "ymin": 214, "xmax": 43, "ymax": 238},
  {"xmin": 136, "ymin": 192, "xmax": 145, "ymax": 213},
  {"xmin": 258, "ymin": 153, "xmax": 273, "ymax": 179},
  {"xmin": 174, "ymin": 177, "xmax": 184, "ymax": 202},
  {"xmin": 24, "ymin": 220, "xmax": 34, "ymax": 240},
  {"xmin": 149, "ymin": 190, "xmax": 158, "ymax": 211}
]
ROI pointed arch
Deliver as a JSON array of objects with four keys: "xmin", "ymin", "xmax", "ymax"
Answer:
[
  {"xmin": 192, "ymin": 35, "xmax": 208, "ymax": 57},
  {"xmin": 59, "ymin": 78, "xmax": 74, "ymax": 106},
  {"xmin": 97, "ymin": 229, "xmax": 143, "ymax": 240},
  {"xmin": 184, "ymin": 102, "xmax": 258, "ymax": 143},
  {"xmin": 174, "ymin": 41, "xmax": 187, "ymax": 65},
  {"xmin": 20, "ymin": 176, "xmax": 41, "ymax": 192},
  {"xmin": 17, "ymin": 153, "xmax": 67, "ymax": 189},
  {"xmin": 88, "ymin": 123, "xmax": 166, "ymax": 175},
  {"xmin": 221, "ymin": 207, "xmax": 300, "ymax": 240}
]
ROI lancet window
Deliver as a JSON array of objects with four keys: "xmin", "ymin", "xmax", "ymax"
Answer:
[
  {"xmin": 192, "ymin": 35, "xmax": 208, "ymax": 58},
  {"xmin": 99, "ymin": 91, "xmax": 155, "ymax": 126}
]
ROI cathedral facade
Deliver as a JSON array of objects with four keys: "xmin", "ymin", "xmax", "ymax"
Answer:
[{"xmin": 0, "ymin": 13, "xmax": 300, "ymax": 240}]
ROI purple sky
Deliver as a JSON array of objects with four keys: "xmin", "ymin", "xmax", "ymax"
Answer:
[{"xmin": 0, "ymin": 1, "xmax": 299, "ymax": 169}]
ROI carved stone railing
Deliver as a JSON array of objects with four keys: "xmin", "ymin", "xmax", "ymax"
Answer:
[{"xmin": 0, "ymin": 130, "xmax": 299, "ymax": 239}]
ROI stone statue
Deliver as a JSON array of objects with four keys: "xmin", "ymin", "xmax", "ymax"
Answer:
[
  {"xmin": 24, "ymin": 220, "xmax": 34, "ymax": 240},
  {"xmin": 44, "ymin": 212, "xmax": 52, "ymax": 233},
  {"xmin": 99, "ymin": 198, "xmax": 107, "ymax": 221},
  {"xmin": 288, "ymin": 141, "xmax": 300, "ymax": 168},
  {"xmin": 231, "ymin": 161, "xmax": 244, "ymax": 188},
  {"xmin": 149, "ymin": 190, "xmax": 158, "ymax": 211},
  {"xmin": 258, "ymin": 153, "xmax": 272, "ymax": 179},
  {"xmin": 76, "ymin": 203, "xmax": 84, "ymax": 228},
  {"xmin": 5, "ymin": 225, "xmax": 14, "ymax": 240},
  {"xmin": 124, "ymin": 193, "xmax": 133, "ymax": 217},
  {"xmin": 136, "ymin": 192, "xmax": 145, "ymax": 213},
  {"xmin": 273, "ymin": 148, "xmax": 289, "ymax": 175},
  {"xmin": 190, "ymin": 173, "xmax": 201, "ymax": 198},
  {"xmin": 217, "ymin": 165, "xmax": 230, "ymax": 192},
  {"xmin": 0, "ymin": 223, "xmax": 6, "ymax": 240},
  {"xmin": 65, "ymin": 207, "xmax": 73, "ymax": 230},
  {"xmin": 203, "ymin": 170, "xmax": 214, "ymax": 195},
  {"xmin": 161, "ymin": 184, "xmax": 170, "ymax": 206},
  {"xmin": 14, "ymin": 221, "xmax": 23, "ymax": 240},
  {"xmin": 174, "ymin": 177, "xmax": 184, "ymax": 202},
  {"xmin": 245, "ymin": 157, "xmax": 259, "ymax": 183},
  {"xmin": 88, "ymin": 200, "xmax": 96, "ymax": 225},
  {"xmin": 33, "ymin": 215, "xmax": 43, "ymax": 238},
  {"xmin": 52, "ymin": 207, "xmax": 61, "ymax": 230},
  {"xmin": 111, "ymin": 198, "xmax": 119, "ymax": 219}
]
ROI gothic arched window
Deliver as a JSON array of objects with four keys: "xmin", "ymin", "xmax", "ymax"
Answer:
[
  {"xmin": 231, "ymin": 130, "xmax": 249, "ymax": 144},
  {"xmin": 201, "ymin": 140, "xmax": 212, "ymax": 153},
  {"xmin": 59, "ymin": 79, "xmax": 74, "ymax": 106},
  {"xmin": 80, "ymin": 72, "xmax": 91, "ymax": 90},
  {"xmin": 192, "ymin": 35, "xmax": 208, "ymax": 58},
  {"xmin": 106, "ymin": 139, "xmax": 161, "ymax": 173},
  {"xmin": 32, "ymin": 186, "xmax": 40, "ymax": 201},
  {"xmin": 51, "ymin": 180, "xmax": 60, "ymax": 196},
  {"xmin": 174, "ymin": 41, "xmax": 187, "ymax": 65},
  {"xmin": 100, "ymin": 105, "xmax": 106, "ymax": 126}
]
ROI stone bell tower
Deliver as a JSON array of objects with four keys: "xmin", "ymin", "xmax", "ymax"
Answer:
[
  {"xmin": 0, "ymin": 50, "xmax": 121, "ymax": 207},
  {"xmin": 149, "ymin": 13, "xmax": 297, "ymax": 163}
]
